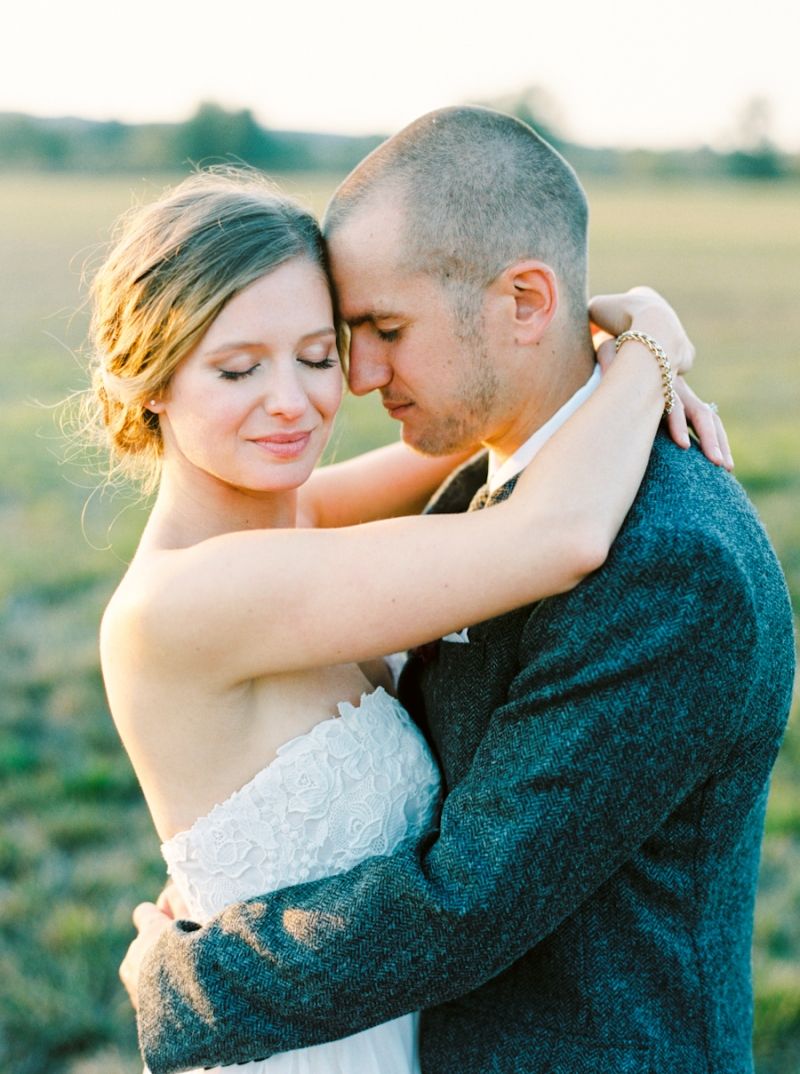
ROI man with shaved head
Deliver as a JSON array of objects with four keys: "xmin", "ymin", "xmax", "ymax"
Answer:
[{"xmin": 127, "ymin": 108, "xmax": 794, "ymax": 1074}]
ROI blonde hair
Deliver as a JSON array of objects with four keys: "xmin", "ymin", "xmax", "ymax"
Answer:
[{"xmin": 84, "ymin": 168, "xmax": 326, "ymax": 493}]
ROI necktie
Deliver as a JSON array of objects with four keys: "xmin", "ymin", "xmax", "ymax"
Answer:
[{"xmin": 468, "ymin": 483, "xmax": 491, "ymax": 511}]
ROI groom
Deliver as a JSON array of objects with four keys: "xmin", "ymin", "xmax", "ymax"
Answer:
[{"xmin": 127, "ymin": 108, "xmax": 795, "ymax": 1073}]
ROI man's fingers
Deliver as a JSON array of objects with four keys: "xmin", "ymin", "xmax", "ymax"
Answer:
[
  {"xmin": 133, "ymin": 901, "xmax": 163, "ymax": 931},
  {"xmin": 122, "ymin": 903, "xmax": 174, "ymax": 1012},
  {"xmin": 120, "ymin": 938, "xmax": 142, "ymax": 1009},
  {"xmin": 156, "ymin": 888, "xmax": 175, "ymax": 918},
  {"xmin": 156, "ymin": 882, "xmax": 190, "ymax": 920}
]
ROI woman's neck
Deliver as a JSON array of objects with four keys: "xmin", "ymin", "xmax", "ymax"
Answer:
[{"xmin": 140, "ymin": 466, "xmax": 298, "ymax": 552}]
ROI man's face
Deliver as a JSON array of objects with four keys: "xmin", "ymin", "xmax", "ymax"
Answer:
[{"xmin": 326, "ymin": 199, "xmax": 502, "ymax": 456}]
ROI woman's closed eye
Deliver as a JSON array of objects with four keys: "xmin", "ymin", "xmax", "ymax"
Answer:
[
  {"xmin": 298, "ymin": 344, "xmax": 338, "ymax": 369},
  {"xmin": 218, "ymin": 364, "xmax": 260, "ymax": 381}
]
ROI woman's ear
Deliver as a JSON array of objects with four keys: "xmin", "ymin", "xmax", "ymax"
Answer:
[{"xmin": 501, "ymin": 260, "xmax": 559, "ymax": 345}]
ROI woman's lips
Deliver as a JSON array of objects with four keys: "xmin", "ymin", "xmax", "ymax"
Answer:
[{"xmin": 250, "ymin": 431, "xmax": 312, "ymax": 458}]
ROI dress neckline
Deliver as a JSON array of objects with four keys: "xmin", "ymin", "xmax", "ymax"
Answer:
[{"xmin": 161, "ymin": 687, "xmax": 399, "ymax": 851}]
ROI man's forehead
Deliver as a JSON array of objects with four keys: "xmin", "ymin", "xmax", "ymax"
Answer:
[
  {"xmin": 328, "ymin": 239, "xmax": 408, "ymax": 324},
  {"xmin": 332, "ymin": 272, "xmax": 405, "ymax": 325},
  {"xmin": 327, "ymin": 191, "xmax": 405, "ymax": 261}
]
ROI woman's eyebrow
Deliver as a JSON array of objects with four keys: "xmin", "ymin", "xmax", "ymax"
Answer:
[
  {"xmin": 203, "ymin": 327, "xmax": 336, "ymax": 358},
  {"xmin": 298, "ymin": 326, "xmax": 337, "ymax": 342}
]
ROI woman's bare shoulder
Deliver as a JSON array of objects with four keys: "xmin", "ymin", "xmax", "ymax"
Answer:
[
  {"xmin": 100, "ymin": 548, "xmax": 197, "ymax": 656},
  {"xmin": 102, "ymin": 532, "xmax": 286, "ymax": 671}
]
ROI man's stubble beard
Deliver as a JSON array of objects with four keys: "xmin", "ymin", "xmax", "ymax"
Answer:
[{"xmin": 410, "ymin": 326, "xmax": 500, "ymax": 456}]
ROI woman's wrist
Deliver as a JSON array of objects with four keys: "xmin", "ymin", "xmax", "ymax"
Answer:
[
  {"xmin": 602, "ymin": 335, "xmax": 669, "ymax": 415},
  {"xmin": 615, "ymin": 331, "xmax": 676, "ymax": 415}
]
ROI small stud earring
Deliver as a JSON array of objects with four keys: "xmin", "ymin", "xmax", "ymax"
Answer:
[{"xmin": 149, "ymin": 400, "xmax": 157, "ymax": 408}]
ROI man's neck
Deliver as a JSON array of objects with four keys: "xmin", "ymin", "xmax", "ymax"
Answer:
[{"xmin": 485, "ymin": 338, "xmax": 596, "ymax": 467}]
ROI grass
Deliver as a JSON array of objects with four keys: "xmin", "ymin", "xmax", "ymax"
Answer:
[{"xmin": 0, "ymin": 171, "xmax": 798, "ymax": 1073}]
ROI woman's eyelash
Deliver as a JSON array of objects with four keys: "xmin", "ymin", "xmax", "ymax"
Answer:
[
  {"xmin": 377, "ymin": 328, "xmax": 400, "ymax": 342},
  {"xmin": 301, "ymin": 356, "xmax": 337, "ymax": 369},
  {"xmin": 218, "ymin": 354, "xmax": 336, "ymax": 379},
  {"xmin": 218, "ymin": 365, "xmax": 259, "ymax": 381}
]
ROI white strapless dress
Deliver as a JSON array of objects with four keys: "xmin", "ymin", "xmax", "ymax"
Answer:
[{"xmin": 155, "ymin": 688, "xmax": 441, "ymax": 1074}]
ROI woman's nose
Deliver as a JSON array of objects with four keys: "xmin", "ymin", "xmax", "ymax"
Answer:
[{"xmin": 262, "ymin": 365, "xmax": 308, "ymax": 419}]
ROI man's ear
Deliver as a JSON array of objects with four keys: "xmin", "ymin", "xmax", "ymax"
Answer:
[{"xmin": 500, "ymin": 260, "xmax": 559, "ymax": 345}]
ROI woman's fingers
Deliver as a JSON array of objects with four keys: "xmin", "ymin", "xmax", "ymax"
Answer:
[
  {"xmin": 712, "ymin": 409, "xmax": 734, "ymax": 470},
  {"xmin": 675, "ymin": 380, "xmax": 734, "ymax": 470},
  {"xmin": 594, "ymin": 335, "xmax": 617, "ymax": 373},
  {"xmin": 665, "ymin": 391, "xmax": 691, "ymax": 450}
]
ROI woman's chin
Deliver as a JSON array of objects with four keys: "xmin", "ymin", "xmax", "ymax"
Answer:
[{"xmin": 232, "ymin": 460, "xmax": 318, "ymax": 496}]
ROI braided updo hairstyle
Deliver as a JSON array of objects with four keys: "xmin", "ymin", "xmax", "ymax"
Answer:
[{"xmin": 87, "ymin": 168, "xmax": 326, "ymax": 492}]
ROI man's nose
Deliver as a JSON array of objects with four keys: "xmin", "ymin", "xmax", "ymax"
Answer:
[{"xmin": 347, "ymin": 336, "xmax": 392, "ymax": 397}]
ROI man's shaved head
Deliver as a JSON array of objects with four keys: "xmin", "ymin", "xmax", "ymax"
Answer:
[{"xmin": 324, "ymin": 106, "xmax": 590, "ymax": 330}]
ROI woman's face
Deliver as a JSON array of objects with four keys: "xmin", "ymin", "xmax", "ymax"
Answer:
[{"xmin": 156, "ymin": 258, "xmax": 343, "ymax": 495}]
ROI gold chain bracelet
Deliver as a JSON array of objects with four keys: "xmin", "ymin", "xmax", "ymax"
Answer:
[{"xmin": 614, "ymin": 330, "xmax": 676, "ymax": 415}]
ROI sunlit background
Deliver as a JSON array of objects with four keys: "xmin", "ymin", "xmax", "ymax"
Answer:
[
  {"xmin": 4, "ymin": 0, "xmax": 799, "ymax": 149},
  {"xmin": 1, "ymin": 4, "xmax": 799, "ymax": 1073}
]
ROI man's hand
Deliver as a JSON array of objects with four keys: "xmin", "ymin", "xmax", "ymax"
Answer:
[
  {"xmin": 156, "ymin": 880, "xmax": 191, "ymax": 920},
  {"xmin": 120, "ymin": 901, "xmax": 173, "ymax": 1010}
]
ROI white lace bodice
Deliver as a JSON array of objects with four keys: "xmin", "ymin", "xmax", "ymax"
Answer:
[{"xmin": 161, "ymin": 687, "xmax": 441, "ymax": 924}]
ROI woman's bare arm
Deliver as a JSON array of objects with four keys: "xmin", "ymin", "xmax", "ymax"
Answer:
[
  {"xmin": 298, "ymin": 441, "xmax": 474, "ymax": 528},
  {"xmin": 130, "ymin": 339, "xmax": 669, "ymax": 681}
]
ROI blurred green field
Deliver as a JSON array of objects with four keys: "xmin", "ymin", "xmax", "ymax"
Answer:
[{"xmin": 0, "ymin": 172, "xmax": 798, "ymax": 1074}]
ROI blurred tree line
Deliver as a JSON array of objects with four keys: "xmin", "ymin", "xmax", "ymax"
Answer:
[
  {"xmin": 477, "ymin": 86, "xmax": 793, "ymax": 181},
  {"xmin": 0, "ymin": 91, "xmax": 795, "ymax": 180},
  {"xmin": 0, "ymin": 101, "xmax": 383, "ymax": 174}
]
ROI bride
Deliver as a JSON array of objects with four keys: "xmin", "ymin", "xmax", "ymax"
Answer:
[{"xmin": 90, "ymin": 169, "xmax": 721, "ymax": 1074}]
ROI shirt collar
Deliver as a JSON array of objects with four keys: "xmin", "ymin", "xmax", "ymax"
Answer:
[{"xmin": 488, "ymin": 364, "xmax": 602, "ymax": 493}]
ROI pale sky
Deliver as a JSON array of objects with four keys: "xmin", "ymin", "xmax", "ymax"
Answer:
[{"xmin": 4, "ymin": 0, "xmax": 799, "ymax": 150}]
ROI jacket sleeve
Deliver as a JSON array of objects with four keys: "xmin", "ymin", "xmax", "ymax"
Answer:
[{"xmin": 137, "ymin": 524, "xmax": 764, "ymax": 1074}]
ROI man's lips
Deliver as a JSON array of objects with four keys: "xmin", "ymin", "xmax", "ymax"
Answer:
[
  {"xmin": 383, "ymin": 400, "xmax": 414, "ymax": 419},
  {"xmin": 249, "ymin": 431, "xmax": 312, "ymax": 458}
]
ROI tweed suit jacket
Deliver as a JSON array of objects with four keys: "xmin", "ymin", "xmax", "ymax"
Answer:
[{"xmin": 138, "ymin": 432, "xmax": 795, "ymax": 1074}]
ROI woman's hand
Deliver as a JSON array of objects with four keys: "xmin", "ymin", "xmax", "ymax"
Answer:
[
  {"xmin": 589, "ymin": 287, "xmax": 733, "ymax": 471},
  {"xmin": 589, "ymin": 285, "xmax": 695, "ymax": 376},
  {"xmin": 669, "ymin": 377, "xmax": 732, "ymax": 470}
]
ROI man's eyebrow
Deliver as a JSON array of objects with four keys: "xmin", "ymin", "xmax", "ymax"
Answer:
[{"xmin": 345, "ymin": 311, "xmax": 400, "ymax": 327}]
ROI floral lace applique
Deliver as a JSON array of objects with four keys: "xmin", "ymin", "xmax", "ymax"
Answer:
[{"xmin": 161, "ymin": 688, "xmax": 441, "ymax": 922}]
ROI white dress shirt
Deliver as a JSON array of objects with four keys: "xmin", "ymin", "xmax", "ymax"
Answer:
[{"xmin": 488, "ymin": 364, "xmax": 602, "ymax": 493}]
